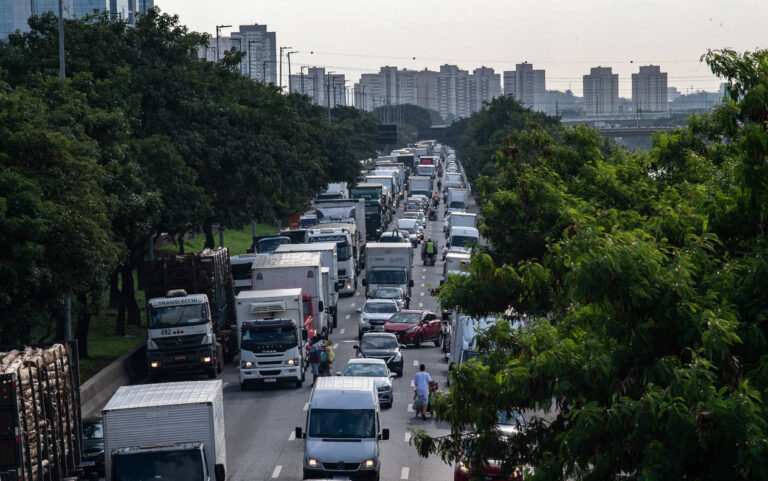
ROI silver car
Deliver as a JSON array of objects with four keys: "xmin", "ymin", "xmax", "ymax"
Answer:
[
  {"xmin": 371, "ymin": 286, "xmax": 409, "ymax": 309},
  {"xmin": 341, "ymin": 358, "xmax": 394, "ymax": 408},
  {"xmin": 357, "ymin": 298, "xmax": 399, "ymax": 339}
]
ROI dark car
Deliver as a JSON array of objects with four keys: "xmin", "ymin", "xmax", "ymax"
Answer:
[
  {"xmin": 354, "ymin": 332, "xmax": 404, "ymax": 377},
  {"xmin": 454, "ymin": 411, "xmax": 527, "ymax": 481},
  {"xmin": 81, "ymin": 417, "xmax": 105, "ymax": 477},
  {"xmin": 384, "ymin": 310, "xmax": 442, "ymax": 348}
]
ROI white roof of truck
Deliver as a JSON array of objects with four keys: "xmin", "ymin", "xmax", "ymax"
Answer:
[
  {"xmin": 311, "ymin": 377, "xmax": 376, "ymax": 409},
  {"xmin": 250, "ymin": 252, "xmax": 322, "ymax": 269},
  {"xmin": 275, "ymin": 243, "xmax": 337, "ymax": 253},
  {"xmin": 104, "ymin": 380, "xmax": 222, "ymax": 411},
  {"xmin": 236, "ymin": 288, "xmax": 302, "ymax": 301}
]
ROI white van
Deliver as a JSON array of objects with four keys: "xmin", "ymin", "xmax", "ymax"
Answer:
[
  {"xmin": 296, "ymin": 377, "xmax": 389, "ymax": 480},
  {"xmin": 445, "ymin": 226, "xmax": 480, "ymax": 257}
]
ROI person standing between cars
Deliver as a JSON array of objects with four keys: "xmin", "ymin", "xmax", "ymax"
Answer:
[
  {"xmin": 414, "ymin": 364, "xmax": 431, "ymax": 420},
  {"xmin": 307, "ymin": 335, "xmax": 322, "ymax": 384},
  {"xmin": 422, "ymin": 238, "xmax": 437, "ymax": 264}
]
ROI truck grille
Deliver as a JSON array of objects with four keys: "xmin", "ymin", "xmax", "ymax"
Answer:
[
  {"xmin": 154, "ymin": 334, "xmax": 205, "ymax": 349},
  {"xmin": 259, "ymin": 370, "xmax": 281, "ymax": 376}
]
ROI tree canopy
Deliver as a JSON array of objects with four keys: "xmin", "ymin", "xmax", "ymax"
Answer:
[{"xmin": 413, "ymin": 50, "xmax": 768, "ymax": 481}]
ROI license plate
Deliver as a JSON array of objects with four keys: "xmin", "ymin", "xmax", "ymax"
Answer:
[
  {"xmin": 263, "ymin": 378, "xmax": 277, "ymax": 383},
  {"xmin": 81, "ymin": 460, "xmax": 95, "ymax": 467},
  {"xmin": 174, "ymin": 355, "xmax": 186, "ymax": 360},
  {"xmin": 374, "ymin": 326, "xmax": 384, "ymax": 331}
]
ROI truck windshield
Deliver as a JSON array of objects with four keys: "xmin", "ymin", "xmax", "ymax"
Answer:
[
  {"xmin": 149, "ymin": 304, "xmax": 207, "ymax": 329},
  {"xmin": 450, "ymin": 235, "xmax": 478, "ymax": 248},
  {"xmin": 449, "ymin": 201, "xmax": 466, "ymax": 209},
  {"xmin": 352, "ymin": 189, "xmax": 379, "ymax": 200},
  {"xmin": 242, "ymin": 325, "xmax": 297, "ymax": 348},
  {"xmin": 308, "ymin": 409, "xmax": 375, "ymax": 438},
  {"xmin": 231, "ymin": 262, "xmax": 253, "ymax": 281},
  {"xmin": 258, "ymin": 237, "xmax": 291, "ymax": 253},
  {"xmin": 112, "ymin": 450, "xmax": 204, "ymax": 481},
  {"xmin": 368, "ymin": 270, "xmax": 407, "ymax": 285},
  {"xmin": 309, "ymin": 236, "xmax": 351, "ymax": 261}
]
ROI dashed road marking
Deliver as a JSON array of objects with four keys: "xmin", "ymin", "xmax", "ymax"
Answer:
[
  {"xmin": 419, "ymin": 303, "xmax": 423, "ymax": 308},
  {"xmin": 345, "ymin": 314, "xmax": 351, "ymax": 320},
  {"xmin": 303, "ymin": 402, "xmax": 309, "ymax": 411},
  {"xmin": 413, "ymin": 360, "xmax": 418, "ymax": 366},
  {"xmin": 420, "ymin": 292, "xmax": 425, "ymax": 296},
  {"xmin": 422, "ymin": 268, "xmax": 427, "ymax": 272},
  {"xmin": 422, "ymin": 275, "xmax": 426, "ymax": 279},
  {"xmin": 340, "ymin": 328, "xmax": 346, "ymax": 334},
  {"xmin": 410, "ymin": 380, "xmax": 415, "ymax": 387},
  {"xmin": 421, "ymin": 284, "xmax": 425, "ymax": 287},
  {"xmin": 351, "ymin": 303, "xmax": 356, "ymax": 307},
  {"xmin": 405, "ymin": 432, "xmax": 411, "ymax": 443},
  {"xmin": 407, "ymin": 403, "xmax": 415, "ymax": 412},
  {"xmin": 288, "ymin": 431, "xmax": 295, "ymax": 441},
  {"xmin": 272, "ymin": 465, "xmax": 282, "ymax": 478},
  {"xmin": 401, "ymin": 467, "xmax": 410, "ymax": 479}
]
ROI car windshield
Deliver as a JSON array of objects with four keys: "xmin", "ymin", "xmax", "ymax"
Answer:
[
  {"xmin": 362, "ymin": 336, "xmax": 398, "ymax": 350},
  {"xmin": 112, "ymin": 450, "xmax": 204, "ymax": 481},
  {"xmin": 241, "ymin": 325, "xmax": 297, "ymax": 347},
  {"xmin": 374, "ymin": 288, "xmax": 403, "ymax": 299},
  {"xmin": 345, "ymin": 363, "xmax": 389, "ymax": 377},
  {"xmin": 368, "ymin": 270, "xmax": 407, "ymax": 285},
  {"xmin": 497, "ymin": 411, "xmax": 527, "ymax": 427},
  {"xmin": 387, "ymin": 312, "xmax": 421, "ymax": 324},
  {"xmin": 405, "ymin": 201, "xmax": 421, "ymax": 210},
  {"xmin": 451, "ymin": 235, "xmax": 478, "ymax": 248},
  {"xmin": 149, "ymin": 304, "xmax": 206, "ymax": 329},
  {"xmin": 379, "ymin": 235, "xmax": 402, "ymax": 243},
  {"xmin": 364, "ymin": 302, "xmax": 398, "ymax": 314},
  {"xmin": 308, "ymin": 409, "xmax": 375, "ymax": 438},
  {"xmin": 83, "ymin": 421, "xmax": 103, "ymax": 440}
]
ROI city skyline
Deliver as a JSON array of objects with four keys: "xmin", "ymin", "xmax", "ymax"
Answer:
[{"xmin": 156, "ymin": 0, "xmax": 767, "ymax": 97}]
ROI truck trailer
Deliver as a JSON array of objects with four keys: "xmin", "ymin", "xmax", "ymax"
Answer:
[{"xmin": 363, "ymin": 243, "xmax": 414, "ymax": 301}]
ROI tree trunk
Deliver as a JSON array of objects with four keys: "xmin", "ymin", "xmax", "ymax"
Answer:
[
  {"xmin": 108, "ymin": 272, "xmax": 120, "ymax": 309},
  {"xmin": 178, "ymin": 236, "xmax": 185, "ymax": 254},
  {"xmin": 203, "ymin": 219, "xmax": 215, "ymax": 249},
  {"xmin": 75, "ymin": 292, "xmax": 90, "ymax": 359},
  {"xmin": 121, "ymin": 263, "xmax": 141, "ymax": 326}
]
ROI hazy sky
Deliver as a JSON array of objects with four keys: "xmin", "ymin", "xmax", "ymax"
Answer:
[{"xmin": 158, "ymin": 0, "xmax": 768, "ymax": 97}]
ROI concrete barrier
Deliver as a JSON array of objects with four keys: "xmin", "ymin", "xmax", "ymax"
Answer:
[{"xmin": 80, "ymin": 341, "xmax": 147, "ymax": 418}]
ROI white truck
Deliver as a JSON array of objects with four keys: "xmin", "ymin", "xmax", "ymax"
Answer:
[
  {"xmin": 366, "ymin": 174, "xmax": 399, "ymax": 204},
  {"xmin": 444, "ymin": 172, "xmax": 464, "ymax": 190},
  {"xmin": 446, "ymin": 188, "xmax": 469, "ymax": 214},
  {"xmin": 363, "ymin": 243, "xmax": 414, "ymax": 302},
  {"xmin": 275, "ymin": 242, "xmax": 340, "ymax": 327},
  {"xmin": 316, "ymin": 182, "xmax": 349, "ymax": 201},
  {"xmin": 445, "ymin": 212, "xmax": 477, "ymax": 238},
  {"xmin": 409, "ymin": 175, "xmax": 431, "ymax": 198},
  {"xmin": 103, "ymin": 380, "xmax": 227, "ymax": 481},
  {"xmin": 372, "ymin": 167, "xmax": 405, "ymax": 200},
  {"xmin": 236, "ymin": 288, "xmax": 307, "ymax": 389},
  {"xmin": 416, "ymin": 164, "xmax": 436, "ymax": 179},
  {"xmin": 250, "ymin": 252, "xmax": 330, "ymax": 339},
  {"xmin": 315, "ymin": 198, "xmax": 367, "ymax": 272},
  {"xmin": 306, "ymin": 224, "xmax": 358, "ymax": 296}
]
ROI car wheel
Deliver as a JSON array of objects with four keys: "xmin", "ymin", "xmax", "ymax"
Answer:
[
  {"xmin": 435, "ymin": 332, "xmax": 442, "ymax": 347},
  {"xmin": 359, "ymin": 330, "xmax": 363, "ymax": 340},
  {"xmin": 207, "ymin": 367, "xmax": 217, "ymax": 379},
  {"xmin": 240, "ymin": 381, "xmax": 247, "ymax": 391},
  {"xmin": 397, "ymin": 369, "xmax": 403, "ymax": 377},
  {"xmin": 415, "ymin": 333, "xmax": 423, "ymax": 348}
]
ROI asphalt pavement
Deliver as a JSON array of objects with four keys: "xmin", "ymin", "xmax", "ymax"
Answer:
[{"xmin": 221, "ymin": 177, "xmax": 464, "ymax": 481}]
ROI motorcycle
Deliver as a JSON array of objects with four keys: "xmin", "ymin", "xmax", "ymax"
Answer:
[
  {"xmin": 422, "ymin": 253, "xmax": 436, "ymax": 266},
  {"xmin": 428, "ymin": 208, "xmax": 437, "ymax": 221}
]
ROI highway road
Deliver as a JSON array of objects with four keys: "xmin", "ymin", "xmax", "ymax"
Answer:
[{"xmin": 220, "ymin": 176, "xmax": 469, "ymax": 481}]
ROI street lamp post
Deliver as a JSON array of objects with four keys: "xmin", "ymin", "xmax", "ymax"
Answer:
[
  {"xmin": 279, "ymin": 46, "xmax": 292, "ymax": 90},
  {"xmin": 286, "ymin": 51, "xmax": 298, "ymax": 92},
  {"xmin": 326, "ymin": 70, "xmax": 335, "ymax": 124},
  {"xmin": 300, "ymin": 66, "xmax": 307, "ymax": 95},
  {"xmin": 215, "ymin": 24, "xmax": 232, "ymax": 63}
]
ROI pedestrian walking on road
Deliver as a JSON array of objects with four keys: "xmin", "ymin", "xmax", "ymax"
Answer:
[
  {"xmin": 414, "ymin": 364, "xmax": 431, "ymax": 420},
  {"xmin": 308, "ymin": 336, "xmax": 322, "ymax": 384}
]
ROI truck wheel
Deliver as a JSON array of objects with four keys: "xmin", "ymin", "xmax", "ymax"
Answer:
[
  {"xmin": 333, "ymin": 310, "xmax": 338, "ymax": 328},
  {"xmin": 207, "ymin": 367, "xmax": 217, "ymax": 379},
  {"xmin": 240, "ymin": 381, "xmax": 248, "ymax": 391}
]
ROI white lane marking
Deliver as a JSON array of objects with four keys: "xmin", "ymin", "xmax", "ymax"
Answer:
[
  {"xmin": 422, "ymin": 268, "xmax": 427, "ymax": 272},
  {"xmin": 420, "ymin": 292, "xmax": 425, "ymax": 296},
  {"xmin": 410, "ymin": 380, "xmax": 415, "ymax": 387},
  {"xmin": 401, "ymin": 467, "xmax": 410, "ymax": 479},
  {"xmin": 340, "ymin": 328, "xmax": 346, "ymax": 334},
  {"xmin": 407, "ymin": 403, "xmax": 415, "ymax": 412},
  {"xmin": 421, "ymin": 284, "xmax": 425, "ymax": 287},
  {"xmin": 272, "ymin": 465, "xmax": 282, "ymax": 478},
  {"xmin": 288, "ymin": 430, "xmax": 295, "ymax": 441},
  {"xmin": 341, "ymin": 340, "xmax": 357, "ymax": 343},
  {"xmin": 422, "ymin": 275, "xmax": 426, "ymax": 279},
  {"xmin": 413, "ymin": 360, "xmax": 418, "ymax": 366},
  {"xmin": 303, "ymin": 402, "xmax": 309, "ymax": 411},
  {"xmin": 405, "ymin": 432, "xmax": 411, "ymax": 443},
  {"xmin": 419, "ymin": 303, "xmax": 423, "ymax": 308},
  {"xmin": 345, "ymin": 314, "xmax": 351, "ymax": 320},
  {"xmin": 351, "ymin": 303, "xmax": 356, "ymax": 307}
]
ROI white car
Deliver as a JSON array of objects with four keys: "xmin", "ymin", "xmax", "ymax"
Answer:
[
  {"xmin": 357, "ymin": 298, "xmax": 399, "ymax": 338},
  {"xmin": 396, "ymin": 218, "xmax": 423, "ymax": 246},
  {"xmin": 340, "ymin": 358, "xmax": 394, "ymax": 408},
  {"xmin": 402, "ymin": 211, "xmax": 426, "ymax": 224}
]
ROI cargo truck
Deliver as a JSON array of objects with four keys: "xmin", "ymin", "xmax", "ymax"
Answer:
[
  {"xmin": 409, "ymin": 176, "xmax": 432, "ymax": 198},
  {"xmin": 145, "ymin": 248, "xmax": 238, "ymax": 380},
  {"xmin": 0, "ymin": 342, "xmax": 83, "ymax": 481},
  {"xmin": 306, "ymin": 225, "xmax": 358, "ymax": 296},
  {"xmin": 275, "ymin": 242, "xmax": 339, "ymax": 327},
  {"xmin": 365, "ymin": 175, "xmax": 398, "ymax": 205},
  {"xmin": 362, "ymin": 243, "xmax": 414, "ymax": 302},
  {"xmin": 314, "ymin": 198, "xmax": 367, "ymax": 273},
  {"xmin": 350, "ymin": 183, "xmax": 390, "ymax": 239},
  {"xmin": 250, "ymin": 252, "xmax": 330, "ymax": 339},
  {"xmin": 446, "ymin": 188, "xmax": 469, "ymax": 214},
  {"xmin": 236, "ymin": 288, "xmax": 307, "ymax": 389},
  {"xmin": 103, "ymin": 380, "xmax": 226, "ymax": 481}
]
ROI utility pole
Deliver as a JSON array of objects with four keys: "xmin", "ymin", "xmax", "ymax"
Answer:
[
  {"xmin": 279, "ymin": 46, "xmax": 292, "ymax": 90},
  {"xmin": 300, "ymin": 66, "xmax": 306, "ymax": 94},
  {"xmin": 286, "ymin": 51, "xmax": 298, "ymax": 92},
  {"xmin": 326, "ymin": 71, "xmax": 335, "ymax": 124},
  {"xmin": 215, "ymin": 24, "xmax": 232, "ymax": 63}
]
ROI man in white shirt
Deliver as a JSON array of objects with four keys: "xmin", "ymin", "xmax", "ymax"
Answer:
[{"xmin": 413, "ymin": 364, "xmax": 431, "ymax": 420}]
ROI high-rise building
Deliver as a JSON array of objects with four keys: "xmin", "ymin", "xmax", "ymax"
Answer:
[
  {"xmin": 583, "ymin": 66, "xmax": 619, "ymax": 115},
  {"xmin": 471, "ymin": 66, "xmax": 502, "ymax": 113},
  {"xmin": 398, "ymin": 69, "xmax": 418, "ymax": 106},
  {"xmin": 503, "ymin": 63, "xmax": 545, "ymax": 111},
  {"xmin": 632, "ymin": 65, "xmax": 668, "ymax": 112},
  {"xmin": 230, "ymin": 24, "xmax": 276, "ymax": 84},
  {"xmin": 436, "ymin": 64, "xmax": 471, "ymax": 120},
  {"xmin": 328, "ymin": 73, "xmax": 347, "ymax": 107},
  {"xmin": 2, "ymin": 0, "xmax": 147, "ymax": 40},
  {"xmin": 358, "ymin": 72, "xmax": 386, "ymax": 110},
  {"xmin": 290, "ymin": 71, "xmax": 315, "ymax": 99},
  {"xmin": 416, "ymin": 69, "xmax": 438, "ymax": 112}
]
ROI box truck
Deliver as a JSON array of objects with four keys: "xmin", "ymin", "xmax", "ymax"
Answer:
[
  {"xmin": 275, "ymin": 243, "xmax": 339, "ymax": 327},
  {"xmin": 363, "ymin": 243, "xmax": 414, "ymax": 301}
]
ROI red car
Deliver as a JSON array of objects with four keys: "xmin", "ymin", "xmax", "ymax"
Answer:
[
  {"xmin": 384, "ymin": 310, "xmax": 442, "ymax": 347},
  {"xmin": 454, "ymin": 461, "xmax": 523, "ymax": 480}
]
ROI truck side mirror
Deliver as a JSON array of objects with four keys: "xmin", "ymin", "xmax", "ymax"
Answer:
[
  {"xmin": 380, "ymin": 428, "xmax": 390, "ymax": 441},
  {"xmin": 318, "ymin": 301, "xmax": 324, "ymax": 312},
  {"xmin": 409, "ymin": 280, "xmax": 414, "ymax": 287},
  {"xmin": 302, "ymin": 329, "xmax": 308, "ymax": 341},
  {"xmin": 295, "ymin": 427, "xmax": 304, "ymax": 439},
  {"xmin": 215, "ymin": 464, "xmax": 226, "ymax": 481},
  {"xmin": 362, "ymin": 279, "xmax": 367, "ymax": 286}
]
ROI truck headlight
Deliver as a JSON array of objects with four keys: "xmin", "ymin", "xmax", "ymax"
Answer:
[
  {"xmin": 202, "ymin": 356, "xmax": 212, "ymax": 363},
  {"xmin": 285, "ymin": 358, "xmax": 299, "ymax": 366},
  {"xmin": 307, "ymin": 458, "xmax": 319, "ymax": 468},
  {"xmin": 363, "ymin": 459, "xmax": 375, "ymax": 468},
  {"xmin": 241, "ymin": 360, "xmax": 253, "ymax": 368},
  {"xmin": 150, "ymin": 361, "xmax": 160, "ymax": 369}
]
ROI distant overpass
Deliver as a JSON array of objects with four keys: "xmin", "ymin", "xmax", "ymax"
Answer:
[{"xmin": 596, "ymin": 126, "xmax": 674, "ymax": 137}]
